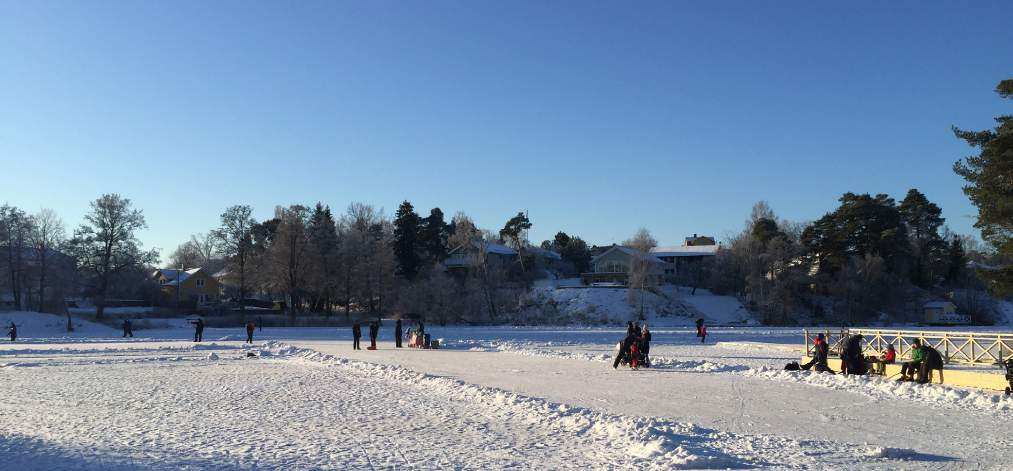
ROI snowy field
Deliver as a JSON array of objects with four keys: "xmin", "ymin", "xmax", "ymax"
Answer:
[{"xmin": 1, "ymin": 313, "xmax": 1012, "ymax": 469}]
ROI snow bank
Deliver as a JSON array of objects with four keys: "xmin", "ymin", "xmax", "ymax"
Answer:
[{"xmin": 0, "ymin": 311, "xmax": 119, "ymax": 338}]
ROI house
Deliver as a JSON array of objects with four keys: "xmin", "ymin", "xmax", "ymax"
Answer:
[
  {"xmin": 443, "ymin": 241, "xmax": 518, "ymax": 272},
  {"xmin": 580, "ymin": 245, "xmax": 663, "ymax": 286},
  {"xmin": 651, "ymin": 235, "xmax": 720, "ymax": 283},
  {"xmin": 923, "ymin": 301, "xmax": 969, "ymax": 325},
  {"xmin": 153, "ymin": 268, "xmax": 220, "ymax": 306}
]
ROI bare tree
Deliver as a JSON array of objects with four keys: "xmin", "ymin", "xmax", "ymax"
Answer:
[
  {"xmin": 213, "ymin": 205, "xmax": 256, "ymax": 315},
  {"xmin": 269, "ymin": 205, "xmax": 311, "ymax": 316},
  {"xmin": 624, "ymin": 228, "xmax": 658, "ymax": 318},
  {"xmin": 68, "ymin": 194, "xmax": 158, "ymax": 318},
  {"xmin": 28, "ymin": 209, "xmax": 65, "ymax": 313},
  {"xmin": 0, "ymin": 204, "xmax": 32, "ymax": 310}
]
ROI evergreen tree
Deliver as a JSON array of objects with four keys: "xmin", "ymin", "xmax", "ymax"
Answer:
[
  {"xmin": 560, "ymin": 237, "xmax": 592, "ymax": 273},
  {"xmin": 500, "ymin": 212, "xmax": 532, "ymax": 271},
  {"xmin": 420, "ymin": 207, "xmax": 449, "ymax": 265},
  {"xmin": 802, "ymin": 193, "xmax": 908, "ymax": 274},
  {"xmin": 898, "ymin": 188, "xmax": 945, "ymax": 287},
  {"xmin": 944, "ymin": 236, "xmax": 968, "ymax": 285},
  {"xmin": 750, "ymin": 217, "xmax": 783, "ymax": 245},
  {"xmin": 953, "ymin": 79, "xmax": 1013, "ymax": 295},
  {"xmin": 308, "ymin": 203, "xmax": 339, "ymax": 312},
  {"xmin": 392, "ymin": 201, "xmax": 422, "ymax": 279},
  {"xmin": 552, "ymin": 231, "xmax": 571, "ymax": 251}
]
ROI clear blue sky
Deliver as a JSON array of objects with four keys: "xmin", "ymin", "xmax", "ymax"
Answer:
[{"xmin": 2, "ymin": 1, "xmax": 1011, "ymax": 261}]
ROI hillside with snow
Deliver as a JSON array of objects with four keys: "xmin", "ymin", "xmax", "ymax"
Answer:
[{"xmin": 0, "ymin": 311, "xmax": 120, "ymax": 339}]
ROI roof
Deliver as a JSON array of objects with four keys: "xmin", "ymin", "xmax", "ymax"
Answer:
[
  {"xmin": 448, "ymin": 241, "xmax": 518, "ymax": 256},
  {"xmin": 528, "ymin": 247, "xmax": 562, "ymax": 260},
  {"xmin": 651, "ymin": 245, "xmax": 720, "ymax": 257},
  {"xmin": 923, "ymin": 301, "xmax": 955, "ymax": 308},
  {"xmin": 592, "ymin": 245, "xmax": 663, "ymax": 264},
  {"xmin": 155, "ymin": 268, "xmax": 203, "ymax": 286}
]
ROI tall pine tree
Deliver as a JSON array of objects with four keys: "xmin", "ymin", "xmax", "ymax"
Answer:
[
  {"xmin": 898, "ymin": 189, "xmax": 945, "ymax": 287},
  {"xmin": 420, "ymin": 207, "xmax": 449, "ymax": 265},
  {"xmin": 953, "ymin": 79, "xmax": 1013, "ymax": 295},
  {"xmin": 392, "ymin": 201, "xmax": 422, "ymax": 279}
]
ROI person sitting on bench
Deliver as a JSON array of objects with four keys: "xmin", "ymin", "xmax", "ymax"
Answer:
[
  {"xmin": 874, "ymin": 344, "xmax": 896, "ymax": 375},
  {"xmin": 917, "ymin": 344, "xmax": 944, "ymax": 384},
  {"xmin": 801, "ymin": 333, "xmax": 833, "ymax": 373},
  {"xmin": 899, "ymin": 339, "xmax": 925, "ymax": 381}
]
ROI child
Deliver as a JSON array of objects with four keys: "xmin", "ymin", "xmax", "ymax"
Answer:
[{"xmin": 629, "ymin": 341, "xmax": 640, "ymax": 370}]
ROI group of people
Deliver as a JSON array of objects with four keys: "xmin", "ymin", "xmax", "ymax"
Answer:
[
  {"xmin": 613, "ymin": 321, "xmax": 652, "ymax": 369},
  {"xmin": 801, "ymin": 333, "xmax": 944, "ymax": 384},
  {"xmin": 352, "ymin": 318, "xmax": 418, "ymax": 350}
]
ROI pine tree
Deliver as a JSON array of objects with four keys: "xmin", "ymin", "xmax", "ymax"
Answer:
[
  {"xmin": 308, "ymin": 203, "xmax": 339, "ymax": 312},
  {"xmin": 420, "ymin": 207, "xmax": 449, "ymax": 265},
  {"xmin": 392, "ymin": 201, "xmax": 422, "ymax": 279},
  {"xmin": 552, "ymin": 231, "xmax": 571, "ymax": 251},
  {"xmin": 898, "ymin": 189, "xmax": 945, "ymax": 287},
  {"xmin": 499, "ymin": 212, "xmax": 532, "ymax": 270},
  {"xmin": 953, "ymin": 79, "xmax": 1013, "ymax": 295}
]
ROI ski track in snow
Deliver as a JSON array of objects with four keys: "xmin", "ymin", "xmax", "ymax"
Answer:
[{"xmin": 0, "ymin": 341, "xmax": 958, "ymax": 470}]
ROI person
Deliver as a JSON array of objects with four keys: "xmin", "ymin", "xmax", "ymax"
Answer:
[
  {"xmin": 8, "ymin": 322, "xmax": 16, "ymax": 342},
  {"xmin": 190, "ymin": 318, "xmax": 204, "ymax": 342},
  {"xmin": 639, "ymin": 324, "xmax": 652, "ymax": 368},
  {"xmin": 613, "ymin": 330, "xmax": 638, "ymax": 369},
  {"xmin": 245, "ymin": 321, "xmax": 256, "ymax": 344},
  {"xmin": 899, "ymin": 339, "xmax": 925, "ymax": 381},
  {"xmin": 629, "ymin": 340, "xmax": 640, "ymax": 370},
  {"xmin": 369, "ymin": 321, "xmax": 379, "ymax": 349},
  {"xmin": 626, "ymin": 321, "xmax": 636, "ymax": 338},
  {"xmin": 696, "ymin": 318, "xmax": 708, "ymax": 343},
  {"xmin": 840, "ymin": 334, "xmax": 867, "ymax": 375},
  {"xmin": 258, "ymin": 316, "xmax": 263, "ymax": 332},
  {"xmin": 917, "ymin": 344, "xmax": 944, "ymax": 384},
  {"xmin": 418, "ymin": 319, "xmax": 425, "ymax": 338},
  {"xmin": 395, "ymin": 318, "xmax": 403, "ymax": 348},
  {"xmin": 801, "ymin": 333, "xmax": 833, "ymax": 373},
  {"xmin": 352, "ymin": 321, "xmax": 362, "ymax": 350},
  {"xmin": 874, "ymin": 344, "xmax": 896, "ymax": 375},
  {"xmin": 122, "ymin": 319, "xmax": 133, "ymax": 338},
  {"xmin": 633, "ymin": 322, "xmax": 642, "ymax": 337}
]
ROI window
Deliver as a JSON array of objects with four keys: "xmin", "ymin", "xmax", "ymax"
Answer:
[
  {"xmin": 196, "ymin": 279, "xmax": 205, "ymax": 288},
  {"xmin": 198, "ymin": 294, "xmax": 207, "ymax": 304}
]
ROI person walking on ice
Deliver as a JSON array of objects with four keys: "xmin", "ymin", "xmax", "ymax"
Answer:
[
  {"xmin": 7, "ymin": 322, "xmax": 16, "ymax": 342},
  {"xmin": 191, "ymin": 317, "xmax": 204, "ymax": 342},
  {"xmin": 245, "ymin": 321, "xmax": 255, "ymax": 344},
  {"xmin": 121, "ymin": 319, "xmax": 133, "ymax": 338},
  {"xmin": 395, "ymin": 318, "xmax": 403, "ymax": 348},
  {"xmin": 696, "ymin": 318, "xmax": 707, "ymax": 343},
  {"xmin": 368, "ymin": 321, "xmax": 379, "ymax": 350},
  {"xmin": 352, "ymin": 321, "xmax": 362, "ymax": 350}
]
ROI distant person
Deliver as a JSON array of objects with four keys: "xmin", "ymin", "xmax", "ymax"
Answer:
[
  {"xmin": 8, "ymin": 322, "xmax": 16, "ymax": 342},
  {"xmin": 626, "ymin": 321, "xmax": 636, "ymax": 338},
  {"xmin": 190, "ymin": 318, "xmax": 204, "ymax": 342},
  {"xmin": 395, "ymin": 318, "xmax": 403, "ymax": 348},
  {"xmin": 352, "ymin": 321, "xmax": 362, "ymax": 350},
  {"xmin": 122, "ymin": 319, "xmax": 133, "ymax": 338},
  {"xmin": 634, "ymin": 322, "xmax": 642, "ymax": 337},
  {"xmin": 258, "ymin": 316, "xmax": 263, "ymax": 332},
  {"xmin": 640, "ymin": 324, "xmax": 652, "ymax": 368},
  {"xmin": 629, "ymin": 339, "xmax": 641, "ymax": 369},
  {"xmin": 368, "ymin": 321, "xmax": 379, "ymax": 350},
  {"xmin": 417, "ymin": 319, "xmax": 425, "ymax": 337},
  {"xmin": 245, "ymin": 321, "xmax": 256, "ymax": 344},
  {"xmin": 696, "ymin": 318, "xmax": 707, "ymax": 343},
  {"xmin": 874, "ymin": 344, "xmax": 896, "ymax": 375},
  {"xmin": 840, "ymin": 334, "xmax": 867, "ymax": 375},
  {"xmin": 801, "ymin": 333, "xmax": 833, "ymax": 373},
  {"xmin": 613, "ymin": 330, "xmax": 639, "ymax": 369},
  {"xmin": 899, "ymin": 339, "xmax": 925, "ymax": 381}
]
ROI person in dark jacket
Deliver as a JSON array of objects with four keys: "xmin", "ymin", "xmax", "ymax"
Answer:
[
  {"xmin": 613, "ymin": 332, "xmax": 639, "ymax": 369},
  {"xmin": 369, "ymin": 321, "xmax": 379, "ymax": 349},
  {"xmin": 245, "ymin": 321, "xmax": 255, "ymax": 344},
  {"xmin": 122, "ymin": 319, "xmax": 133, "ymax": 338},
  {"xmin": 801, "ymin": 333, "xmax": 833, "ymax": 373},
  {"xmin": 395, "ymin": 319, "xmax": 403, "ymax": 348},
  {"xmin": 352, "ymin": 321, "xmax": 362, "ymax": 350},
  {"xmin": 917, "ymin": 345, "xmax": 944, "ymax": 384},
  {"xmin": 696, "ymin": 318, "xmax": 707, "ymax": 343},
  {"xmin": 633, "ymin": 322, "xmax": 642, "ymax": 337},
  {"xmin": 626, "ymin": 321, "xmax": 635, "ymax": 338},
  {"xmin": 840, "ymin": 334, "xmax": 867, "ymax": 375},
  {"xmin": 190, "ymin": 318, "xmax": 204, "ymax": 342},
  {"xmin": 640, "ymin": 324, "xmax": 652, "ymax": 368},
  {"xmin": 8, "ymin": 322, "xmax": 16, "ymax": 342}
]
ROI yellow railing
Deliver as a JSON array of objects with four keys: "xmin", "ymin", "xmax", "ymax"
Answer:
[{"xmin": 803, "ymin": 328, "xmax": 1013, "ymax": 365}]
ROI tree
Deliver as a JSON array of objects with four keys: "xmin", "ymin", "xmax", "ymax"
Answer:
[
  {"xmin": 944, "ymin": 235, "xmax": 968, "ymax": 286},
  {"xmin": 500, "ymin": 212, "xmax": 532, "ymax": 270},
  {"xmin": 448, "ymin": 212, "xmax": 480, "ymax": 249},
  {"xmin": 953, "ymin": 78, "xmax": 1013, "ymax": 295},
  {"xmin": 560, "ymin": 237, "xmax": 592, "ymax": 274},
  {"xmin": 169, "ymin": 240, "xmax": 202, "ymax": 269},
  {"xmin": 68, "ymin": 194, "xmax": 158, "ymax": 318},
  {"xmin": 898, "ymin": 189, "xmax": 945, "ymax": 287},
  {"xmin": 420, "ymin": 207, "xmax": 449, "ymax": 265},
  {"xmin": 802, "ymin": 193, "xmax": 908, "ymax": 275},
  {"xmin": 0, "ymin": 204, "xmax": 32, "ymax": 310},
  {"xmin": 392, "ymin": 201, "xmax": 422, "ymax": 279},
  {"xmin": 28, "ymin": 209, "xmax": 65, "ymax": 313},
  {"xmin": 269, "ymin": 205, "xmax": 311, "ymax": 316},
  {"xmin": 552, "ymin": 232, "xmax": 571, "ymax": 251},
  {"xmin": 623, "ymin": 228, "xmax": 658, "ymax": 318},
  {"xmin": 308, "ymin": 203, "xmax": 339, "ymax": 313},
  {"xmin": 212, "ymin": 205, "xmax": 256, "ymax": 314},
  {"xmin": 750, "ymin": 217, "xmax": 784, "ymax": 245}
]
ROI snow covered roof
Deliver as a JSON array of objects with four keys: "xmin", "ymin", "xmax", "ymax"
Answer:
[
  {"xmin": 528, "ymin": 247, "xmax": 562, "ymax": 260},
  {"xmin": 448, "ymin": 241, "xmax": 518, "ymax": 256},
  {"xmin": 592, "ymin": 245, "xmax": 663, "ymax": 264},
  {"xmin": 155, "ymin": 268, "xmax": 202, "ymax": 286},
  {"xmin": 651, "ymin": 245, "xmax": 720, "ymax": 257}
]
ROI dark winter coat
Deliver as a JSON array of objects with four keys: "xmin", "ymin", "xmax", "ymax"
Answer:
[
  {"xmin": 369, "ymin": 323, "xmax": 378, "ymax": 340},
  {"xmin": 922, "ymin": 346, "xmax": 944, "ymax": 370},
  {"xmin": 352, "ymin": 322, "xmax": 362, "ymax": 338},
  {"xmin": 191, "ymin": 319, "xmax": 204, "ymax": 332},
  {"xmin": 641, "ymin": 331, "xmax": 652, "ymax": 354}
]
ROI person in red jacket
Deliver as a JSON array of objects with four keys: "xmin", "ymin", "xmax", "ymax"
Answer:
[
  {"xmin": 245, "ymin": 321, "xmax": 256, "ymax": 344},
  {"xmin": 629, "ymin": 341, "xmax": 640, "ymax": 370},
  {"xmin": 874, "ymin": 344, "xmax": 896, "ymax": 375}
]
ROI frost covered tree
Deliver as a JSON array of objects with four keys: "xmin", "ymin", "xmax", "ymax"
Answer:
[
  {"xmin": 212, "ymin": 205, "xmax": 257, "ymax": 314},
  {"xmin": 269, "ymin": 205, "xmax": 311, "ymax": 315},
  {"xmin": 0, "ymin": 204, "xmax": 32, "ymax": 310},
  {"xmin": 953, "ymin": 79, "xmax": 1013, "ymax": 295},
  {"xmin": 623, "ymin": 228, "xmax": 657, "ymax": 318},
  {"xmin": 68, "ymin": 194, "xmax": 158, "ymax": 318},
  {"xmin": 28, "ymin": 209, "xmax": 66, "ymax": 312}
]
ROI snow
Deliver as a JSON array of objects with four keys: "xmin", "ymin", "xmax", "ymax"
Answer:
[
  {"xmin": 0, "ymin": 312, "xmax": 1010, "ymax": 469},
  {"xmin": 651, "ymin": 245, "xmax": 720, "ymax": 257},
  {"xmin": 0, "ymin": 311, "xmax": 120, "ymax": 338}
]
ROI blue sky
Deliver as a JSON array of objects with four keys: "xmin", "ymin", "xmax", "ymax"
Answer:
[{"xmin": 1, "ymin": 1, "xmax": 1010, "ymax": 261}]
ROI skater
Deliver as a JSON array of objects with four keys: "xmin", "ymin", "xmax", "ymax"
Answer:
[
  {"xmin": 245, "ymin": 321, "xmax": 255, "ymax": 344},
  {"xmin": 190, "ymin": 318, "xmax": 204, "ymax": 342},
  {"xmin": 8, "ymin": 322, "xmax": 16, "ymax": 342},
  {"xmin": 640, "ymin": 324, "xmax": 652, "ymax": 368},
  {"xmin": 121, "ymin": 319, "xmax": 133, "ymax": 338},
  {"xmin": 352, "ymin": 321, "xmax": 362, "ymax": 350},
  {"xmin": 801, "ymin": 333, "xmax": 833, "ymax": 373},
  {"xmin": 395, "ymin": 318, "xmax": 403, "ymax": 348},
  {"xmin": 696, "ymin": 318, "xmax": 707, "ymax": 343},
  {"xmin": 368, "ymin": 321, "xmax": 378, "ymax": 349}
]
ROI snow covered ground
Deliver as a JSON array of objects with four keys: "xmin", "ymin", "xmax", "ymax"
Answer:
[{"xmin": 1, "ymin": 313, "xmax": 1011, "ymax": 469}]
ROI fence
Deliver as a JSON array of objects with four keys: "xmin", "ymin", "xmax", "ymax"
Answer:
[{"xmin": 803, "ymin": 328, "xmax": 1013, "ymax": 365}]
